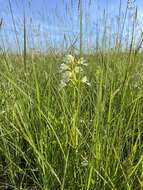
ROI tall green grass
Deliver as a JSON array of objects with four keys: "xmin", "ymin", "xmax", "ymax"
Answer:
[
  {"xmin": 1, "ymin": 52, "xmax": 143, "ymax": 189},
  {"xmin": 0, "ymin": 0, "xmax": 143, "ymax": 189}
]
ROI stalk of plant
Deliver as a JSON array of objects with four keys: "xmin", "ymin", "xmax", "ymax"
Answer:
[{"xmin": 59, "ymin": 54, "xmax": 90, "ymax": 149}]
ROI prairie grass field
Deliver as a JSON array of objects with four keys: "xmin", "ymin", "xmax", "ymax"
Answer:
[{"xmin": 1, "ymin": 0, "xmax": 143, "ymax": 189}]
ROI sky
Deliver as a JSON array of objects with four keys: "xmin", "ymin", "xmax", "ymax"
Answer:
[{"xmin": 0, "ymin": 0, "xmax": 143, "ymax": 52}]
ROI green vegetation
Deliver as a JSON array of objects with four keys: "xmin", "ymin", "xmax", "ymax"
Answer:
[
  {"xmin": 0, "ymin": 0, "xmax": 143, "ymax": 189},
  {"xmin": 0, "ymin": 52, "xmax": 143, "ymax": 189}
]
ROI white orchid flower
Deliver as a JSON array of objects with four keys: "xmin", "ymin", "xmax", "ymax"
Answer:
[
  {"xmin": 64, "ymin": 54, "xmax": 74, "ymax": 64},
  {"xmin": 78, "ymin": 57, "xmax": 88, "ymax": 66},
  {"xmin": 59, "ymin": 63, "xmax": 69, "ymax": 72},
  {"xmin": 74, "ymin": 66, "xmax": 83, "ymax": 73},
  {"xmin": 81, "ymin": 76, "xmax": 91, "ymax": 86},
  {"xmin": 59, "ymin": 55, "xmax": 91, "ymax": 90}
]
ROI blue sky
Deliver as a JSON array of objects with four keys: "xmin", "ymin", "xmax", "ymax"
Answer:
[{"xmin": 0, "ymin": 0, "xmax": 143, "ymax": 52}]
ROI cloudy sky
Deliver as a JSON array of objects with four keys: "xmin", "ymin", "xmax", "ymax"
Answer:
[{"xmin": 0, "ymin": 0, "xmax": 143, "ymax": 51}]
